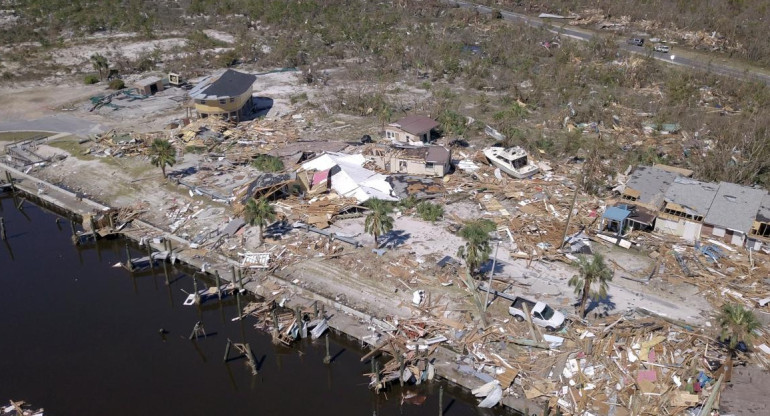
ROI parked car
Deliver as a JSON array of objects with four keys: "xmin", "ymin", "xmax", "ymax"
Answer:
[
  {"xmin": 508, "ymin": 296, "xmax": 565, "ymax": 331},
  {"xmin": 627, "ymin": 38, "xmax": 644, "ymax": 46},
  {"xmin": 653, "ymin": 44, "xmax": 671, "ymax": 53}
]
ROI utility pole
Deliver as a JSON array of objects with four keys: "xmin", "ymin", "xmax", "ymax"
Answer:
[
  {"xmin": 560, "ymin": 172, "xmax": 585, "ymax": 251},
  {"xmin": 483, "ymin": 240, "xmax": 501, "ymax": 312}
]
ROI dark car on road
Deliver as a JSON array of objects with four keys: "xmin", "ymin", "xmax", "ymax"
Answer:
[{"xmin": 627, "ymin": 38, "xmax": 644, "ymax": 46}]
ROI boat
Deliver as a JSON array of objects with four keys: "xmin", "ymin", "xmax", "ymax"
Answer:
[{"xmin": 483, "ymin": 146, "xmax": 539, "ymax": 178}]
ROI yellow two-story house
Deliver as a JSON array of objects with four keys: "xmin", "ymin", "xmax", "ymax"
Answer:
[{"xmin": 190, "ymin": 69, "xmax": 257, "ymax": 122}]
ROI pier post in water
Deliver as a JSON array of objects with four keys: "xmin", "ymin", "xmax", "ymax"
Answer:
[
  {"xmin": 146, "ymin": 241, "xmax": 153, "ymax": 271},
  {"xmin": 231, "ymin": 266, "xmax": 237, "ymax": 290},
  {"xmin": 0, "ymin": 217, "xmax": 5, "ymax": 240},
  {"xmin": 439, "ymin": 386, "xmax": 443, "ymax": 416},
  {"xmin": 124, "ymin": 242, "xmax": 134, "ymax": 272},
  {"xmin": 223, "ymin": 338, "xmax": 232, "ymax": 362},
  {"xmin": 215, "ymin": 271, "xmax": 221, "ymax": 300},
  {"xmin": 235, "ymin": 291, "xmax": 242, "ymax": 320},
  {"xmin": 398, "ymin": 351, "xmax": 405, "ymax": 387},
  {"xmin": 323, "ymin": 334, "xmax": 331, "ymax": 364},
  {"xmin": 69, "ymin": 216, "xmax": 77, "ymax": 240},
  {"xmin": 313, "ymin": 301, "xmax": 319, "ymax": 318},
  {"xmin": 238, "ymin": 268, "xmax": 244, "ymax": 291},
  {"xmin": 162, "ymin": 258, "xmax": 170, "ymax": 285}
]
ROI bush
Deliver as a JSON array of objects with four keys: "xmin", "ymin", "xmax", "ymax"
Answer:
[
  {"xmin": 416, "ymin": 201, "xmax": 444, "ymax": 222},
  {"xmin": 251, "ymin": 154, "xmax": 284, "ymax": 172},
  {"xmin": 399, "ymin": 195, "xmax": 419, "ymax": 210},
  {"xmin": 108, "ymin": 79, "xmax": 125, "ymax": 90},
  {"xmin": 84, "ymin": 74, "xmax": 99, "ymax": 84}
]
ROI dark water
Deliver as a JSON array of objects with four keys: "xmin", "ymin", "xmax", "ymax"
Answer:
[{"xmin": 0, "ymin": 195, "xmax": 511, "ymax": 416}]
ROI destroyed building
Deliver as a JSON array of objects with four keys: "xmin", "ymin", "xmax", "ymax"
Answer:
[
  {"xmin": 702, "ymin": 181, "xmax": 766, "ymax": 247},
  {"xmin": 749, "ymin": 194, "xmax": 770, "ymax": 250},
  {"xmin": 134, "ymin": 75, "xmax": 164, "ymax": 96},
  {"xmin": 655, "ymin": 177, "xmax": 719, "ymax": 241},
  {"xmin": 384, "ymin": 115, "xmax": 439, "ymax": 145},
  {"xmin": 300, "ymin": 152, "xmax": 396, "ymax": 203},
  {"xmin": 364, "ymin": 144, "xmax": 451, "ymax": 177},
  {"xmin": 190, "ymin": 69, "xmax": 257, "ymax": 122}
]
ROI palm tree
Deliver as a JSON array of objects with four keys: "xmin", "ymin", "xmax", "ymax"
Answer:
[
  {"xmin": 718, "ymin": 303, "xmax": 760, "ymax": 380},
  {"xmin": 90, "ymin": 53, "xmax": 109, "ymax": 81},
  {"xmin": 364, "ymin": 198, "xmax": 394, "ymax": 248},
  {"xmin": 568, "ymin": 253, "xmax": 613, "ymax": 318},
  {"xmin": 149, "ymin": 138, "xmax": 176, "ymax": 178},
  {"xmin": 456, "ymin": 221, "xmax": 492, "ymax": 277},
  {"xmin": 244, "ymin": 198, "xmax": 276, "ymax": 244}
]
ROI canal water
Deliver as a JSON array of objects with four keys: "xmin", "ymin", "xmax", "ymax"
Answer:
[{"xmin": 0, "ymin": 195, "xmax": 512, "ymax": 415}]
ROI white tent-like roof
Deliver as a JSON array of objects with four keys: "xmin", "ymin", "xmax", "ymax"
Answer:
[{"xmin": 301, "ymin": 153, "xmax": 396, "ymax": 203}]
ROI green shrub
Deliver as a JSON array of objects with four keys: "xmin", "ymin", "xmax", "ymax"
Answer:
[
  {"xmin": 399, "ymin": 195, "xmax": 419, "ymax": 210},
  {"xmin": 84, "ymin": 74, "xmax": 99, "ymax": 84},
  {"xmin": 252, "ymin": 154, "xmax": 284, "ymax": 172},
  {"xmin": 416, "ymin": 201, "xmax": 444, "ymax": 222},
  {"xmin": 108, "ymin": 79, "xmax": 125, "ymax": 90}
]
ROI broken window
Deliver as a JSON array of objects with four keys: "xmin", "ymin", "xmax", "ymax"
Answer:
[
  {"xmin": 751, "ymin": 222, "xmax": 770, "ymax": 238},
  {"xmin": 229, "ymin": 97, "xmax": 235, "ymax": 103},
  {"xmin": 219, "ymin": 99, "xmax": 227, "ymax": 105},
  {"xmin": 425, "ymin": 162, "xmax": 435, "ymax": 169},
  {"xmin": 199, "ymin": 100, "xmax": 207, "ymax": 105}
]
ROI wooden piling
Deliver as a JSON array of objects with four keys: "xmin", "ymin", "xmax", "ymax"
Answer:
[
  {"xmin": 323, "ymin": 333, "xmax": 331, "ymax": 364},
  {"xmin": 439, "ymin": 386, "xmax": 443, "ymax": 416},
  {"xmin": 162, "ymin": 258, "xmax": 170, "ymax": 285},
  {"xmin": 223, "ymin": 338, "xmax": 232, "ymax": 362},
  {"xmin": 398, "ymin": 351, "xmax": 405, "ymax": 387},
  {"xmin": 215, "ymin": 271, "xmax": 221, "ymax": 300},
  {"xmin": 313, "ymin": 301, "xmax": 319, "ymax": 318},
  {"xmin": 192, "ymin": 276, "xmax": 199, "ymax": 304},
  {"xmin": 124, "ymin": 242, "xmax": 133, "ymax": 271},
  {"xmin": 146, "ymin": 240, "xmax": 153, "ymax": 271},
  {"xmin": 238, "ymin": 268, "xmax": 244, "ymax": 291},
  {"xmin": 69, "ymin": 216, "xmax": 77, "ymax": 239},
  {"xmin": 235, "ymin": 291, "xmax": 242, "ymax": 320},
  {"xmin": 231, "ymin": 266, "xmax": 237, "ymax": 290},
  {"xmin": 0, "ymin": 217, "xmax": 5, "ymax": 240}
]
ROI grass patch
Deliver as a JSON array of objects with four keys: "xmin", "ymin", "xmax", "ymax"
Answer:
[
  {"xmin": 47, "ymin": 138, "xmax": 97, "ymax": 161},
  {"xmin": 0, "ymin": 131, "xmax": 54, "ymax": 142}
]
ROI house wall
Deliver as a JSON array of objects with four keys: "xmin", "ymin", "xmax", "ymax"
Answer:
[
  {"xmin": 369, "ymin": 155, "xmax": 446, "ymax": 177},
  {"xmin": 384, "ymin": 127, "xmax": 427, "ymax": 144},
  {"xmin": 136, "ymin": 80, "xmax": 164, "ymax": 96},
  {"xmin": 655, "ymin": 217, "xmax": 703, "ymax": 241},
  {"xmin": 194, "ymin": 86, "xmax": 253, "ymax": 120}
]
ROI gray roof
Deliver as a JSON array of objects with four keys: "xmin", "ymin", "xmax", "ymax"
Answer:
[
  {"xmin": 190, "ymin": 69, "xmax": 256, "ymax": 100},
  {"xmin": 135, "ymin": 76, "xmax": 162, "ymax": 86},
  {"xmin": 703, "ymin": 182, "xmax": 766, "ymax": 232},
  {"xmin": 625, "ymin": 166, "xmax": 680, "ymax": 209},
  {"xmin": 663, "ymin": 177, "xmax": 719, "ymax": 217},
  {"xmin": 757, "ymin": 194, "xmax": 770, "ymax": 223}
]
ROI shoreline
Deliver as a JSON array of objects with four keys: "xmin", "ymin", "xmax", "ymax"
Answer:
[{"xmin": 0, "ymin": 161, "xmax": 542, "ymax": 415}]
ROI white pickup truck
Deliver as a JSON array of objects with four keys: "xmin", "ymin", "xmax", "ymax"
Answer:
[{"xmin": 509, "ymin": 297, "xmax": 565, "ymax": 331}]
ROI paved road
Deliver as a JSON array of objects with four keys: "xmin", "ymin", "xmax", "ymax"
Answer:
[
  {"xmin": 0, "ymin": 114, "xmax": 105, "ymax": 136},
  {"xmin": 447, "ymin": 0, "xmax": 770, "ymax": 85}
]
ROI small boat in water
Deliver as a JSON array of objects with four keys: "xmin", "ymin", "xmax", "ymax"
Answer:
[{"xmin": 483, "ymin": 146, "xmax": 539, "ymax": 178}]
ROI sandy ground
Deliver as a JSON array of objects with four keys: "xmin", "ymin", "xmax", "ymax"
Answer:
[
  {"xmin": 720, "ymin": 365, "xmax": 770, "ymax": 415},
  {"xmin": 328, "ymin": 201, "xmax": 712, "ymax": 324}
]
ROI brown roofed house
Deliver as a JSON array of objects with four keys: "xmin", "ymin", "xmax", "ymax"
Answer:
[{"xmin": 385, "ymin": 115, "xmax": 439, "ymax": 145}]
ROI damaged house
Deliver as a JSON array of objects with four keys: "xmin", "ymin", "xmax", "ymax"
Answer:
[
  {"xmin": 364, "ymin": 145, "xmax": 451, "ymax": 177},
  {"xmin": 300, "ymin": 152, "xmax": 396, "ymax": 203},
  {"xmin": 655, "ymin": 178, "xmax": 719, "ymax": 242},
  {"xmin": 615, "ymin": 165, "xmax": 680, "ymax": 231},
  {"xmin": 190, "ymin": 69, "xmax": 257, "ymax": 122},
  {"xmin": 385, "ymin": 115, "xmax": 439, "ymax": 146},
  {"xmin": 701, "ymin": 182, "xmax": 765, "ymax": 247},
  {"xmin": 749, "ymin": 194, "xmax": 770, "ymax": 251}
]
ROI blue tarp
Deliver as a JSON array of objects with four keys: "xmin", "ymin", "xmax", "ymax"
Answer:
[{"xmin": 603, "ymin": 206, "xmax": 631, "ymax": 222}]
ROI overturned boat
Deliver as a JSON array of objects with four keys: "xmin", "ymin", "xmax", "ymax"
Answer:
[{"xmin": 483, "ymin": 146, "xmax": 539, "ymax": 179}]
